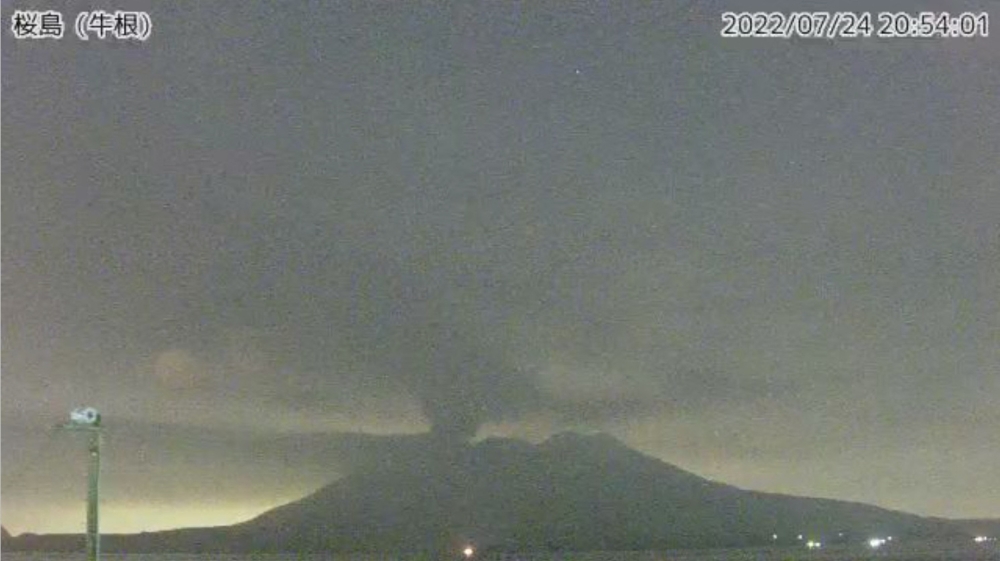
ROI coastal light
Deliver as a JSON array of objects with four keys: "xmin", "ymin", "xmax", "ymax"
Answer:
[
  {"xmin": 463, "ymin": 546, "xmax": 475, "ymax": 558},
  {"xmin": 869, "ymin": 537, "xmax": 887, "ymax": 549},
  {"xmin": 806, "ymin": 540, "xmax": 822, "ymax": 549}
]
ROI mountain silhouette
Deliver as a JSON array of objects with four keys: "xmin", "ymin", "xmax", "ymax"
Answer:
[
  {"xmin": 228, "ymin": 432, "xmax": 963, "ymax": 552},
  {"xmin": 3, "ymin": 432, "xmax": 980, "ymax": 554}
]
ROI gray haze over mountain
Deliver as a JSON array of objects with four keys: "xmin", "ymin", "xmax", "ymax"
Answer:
[{"xmin": 2, "ymin": 0, "xmax": 999, "ymax": 533}]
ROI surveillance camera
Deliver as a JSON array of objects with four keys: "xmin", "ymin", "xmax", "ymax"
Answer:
[{"xmin": 70, "ymin": 407, "xmax": 101, "ymax": 426}]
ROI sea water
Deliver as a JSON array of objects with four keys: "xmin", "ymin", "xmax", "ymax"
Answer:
[{"xmin": 2, "ymin": 545, "xmax": 999, "ymax": 561}]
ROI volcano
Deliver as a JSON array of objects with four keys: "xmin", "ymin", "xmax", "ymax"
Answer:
[
  {"xmin": 226, "ymin": 432, "xmax": 964, "ymax": 552},
  {"xmin": 3, "ymin": 432, "xmax": 976, "ymax": 554}
]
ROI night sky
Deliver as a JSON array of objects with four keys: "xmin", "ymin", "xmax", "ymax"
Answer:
[{"xmin": 2, "ymin": 0, "xmax": 998, "ymax": 534}]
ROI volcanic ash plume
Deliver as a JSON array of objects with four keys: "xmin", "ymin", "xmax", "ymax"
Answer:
[{"xmin": 387, "ymin": 320, "xmax": 538, "ymax": 443}]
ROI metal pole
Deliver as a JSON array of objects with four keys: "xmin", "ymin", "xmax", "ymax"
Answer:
[
  {"xmin": 58, "ymin": 407, "xmax": 103, "ymax": 561},
  {"xmin": 87, "ymin": 430, "xmax": 101, "ymax": 561}
]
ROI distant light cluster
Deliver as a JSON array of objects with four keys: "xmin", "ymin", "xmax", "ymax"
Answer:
[
  {"xmin": 789, "ymin": 532, "xmax": 904, "ymax": 550},
  {"xmin": 869, "ymin": 537, "xmax": 891, "ymax": 549}
]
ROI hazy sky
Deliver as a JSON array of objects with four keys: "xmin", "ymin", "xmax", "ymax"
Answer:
[{"xmin": 2, "ymin": 0, "xmax": 998, "ymax": 534}]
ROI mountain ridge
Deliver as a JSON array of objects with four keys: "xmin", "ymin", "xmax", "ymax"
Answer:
[{"xmin": 3, "ymin": 432, "xmax": 987, "ymax": 553}]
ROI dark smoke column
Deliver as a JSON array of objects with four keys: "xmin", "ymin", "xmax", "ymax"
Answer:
[{"xmin": 389, "ymin": 320, "xmax": 537, "ymax": 443}]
